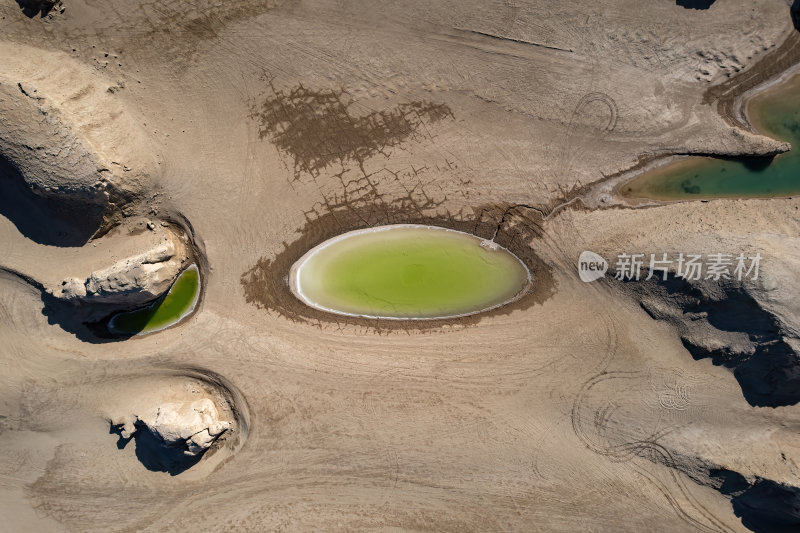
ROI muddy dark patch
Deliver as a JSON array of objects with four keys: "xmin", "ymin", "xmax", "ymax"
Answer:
[
  {"xmin": 240, "ymin": 202, "xmax": 554, "ymax": 332},
  {"xmin": 251, "ymin": 83, "xmax": 453, "ymax": 180},
  {"xmin": 131, "ymin": 1, "xmax": 291, "ymax": 65}
]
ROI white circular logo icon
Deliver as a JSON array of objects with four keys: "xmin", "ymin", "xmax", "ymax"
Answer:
[{"xmin": 578, "ymin": 251, "xmax": 608, "ymax": 282}]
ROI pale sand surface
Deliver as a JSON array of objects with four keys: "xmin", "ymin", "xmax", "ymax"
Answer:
[{"xmin": 1, "ymin": 1, "xmax": 800, "ymax": 531}]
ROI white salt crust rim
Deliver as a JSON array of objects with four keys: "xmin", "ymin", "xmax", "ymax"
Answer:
[{"xmin": 289, "ymin": 225, "xmax": 533, "ymax": 321}]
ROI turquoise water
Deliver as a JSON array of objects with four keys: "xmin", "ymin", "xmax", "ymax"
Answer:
[{"xmin": 623, "ymin": 74, "xmax": 800, "ymax": 199}]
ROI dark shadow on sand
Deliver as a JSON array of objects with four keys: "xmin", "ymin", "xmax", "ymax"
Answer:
[
  {"xmin": 793, "ymin": 1, "xmax": 800, "ymax": 32},
  {"xmin": 709, "ymin": 469, "xmax": 800, "ymax": 532},
  {"xmin": 624, "ymin": 275, "xmax": 800, "ymax": 531},
  {"xmin": 658, "ymin": 276, "xmax": 800, "ymax": 408},
  {"xmin": 15, "ymin": 0, "xmax": 56, "ymax": 17},
  {"xmin": 732, "ymin": 479, "xmax": 800, "ymax": 533},
  {"xmin": 676, "ymin": 0, "xmax": 716, "ymax": 9},
  {"xmin": 39, "ymin": 292, "xmax": 137, "ymax": 343},
  {"xmin": 627, "ymin": 274, "xmax": 800, "ymax": 408},
  {"xmin": 110, "ymin": 422, "xmax": 202, "ymax": 476},
  {"xmin": 0, "ymin": 155, "xmax": 105, "ymax": 247}
]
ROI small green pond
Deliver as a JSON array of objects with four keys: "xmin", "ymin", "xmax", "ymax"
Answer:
[
  {"xmin": 623, "ymin": 73, "xmax": 800, "ymax": 200},
  {"xmin": 108, "ymin": 264, "xmax": 200, "ymax": 335},
  {"xmin": 290, "ymin": 225, "xmax": 531, "ymax": 319}
]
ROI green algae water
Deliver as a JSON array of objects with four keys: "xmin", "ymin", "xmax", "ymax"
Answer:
[
  {"xmin": 290, "ymin": 225, "xmax": 531, "ymax": 319},
  {"xmin": 623, "ymin": 74, "xmax": 800, "ymax": 200},
  {"xmin": 108, "ymin": 264, "xmax": 200, "ymax": 335}
]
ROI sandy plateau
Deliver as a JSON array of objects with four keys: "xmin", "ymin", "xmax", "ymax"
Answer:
[{"xmin": 1, "ymin": 0, "xmax": 800, "ymax": 531}]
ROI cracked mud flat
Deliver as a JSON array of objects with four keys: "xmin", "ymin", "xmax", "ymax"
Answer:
[{"xmin": 2, "ymin": 1, "xmax": 800, "ymax": 532}]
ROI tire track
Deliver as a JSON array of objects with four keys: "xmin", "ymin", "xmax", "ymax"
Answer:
[{"xmin": 570, "ymin": 369, "xmax": 736, "ymax": 533}]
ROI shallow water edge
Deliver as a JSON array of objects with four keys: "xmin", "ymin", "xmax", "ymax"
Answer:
[
  {"xmin": 620, "ymin": 72, "xmax": 800, "ymax": 201},
  {"xmin": 108, "ymin": 264, "xmax": 201, "ymax": 336},
  {"xmin": 289, "ymin": 225, "xmax": 532, "ymax": 321}
]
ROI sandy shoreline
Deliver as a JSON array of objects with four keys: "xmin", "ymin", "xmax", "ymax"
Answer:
[
  {"xmin": 612, "ymin": 69, "xmax": 800, "ymax": 204},
  {"xmin": 572, "ymin": 27, "xmax": 800, "ymax": 209}
]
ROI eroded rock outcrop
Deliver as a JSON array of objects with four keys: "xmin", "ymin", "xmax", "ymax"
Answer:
[
  {"xmin": 50, "ymin": 235, "xmax": 188, "ymax": 307},
  {"xmin": 103, "ymin": 371, "xmax": 248, "ymax": 477},
  {"xmin": 0, "ymin": 81, "xmax": 109, "ymax": 209},
  {"xmin": 684, "ymin": 128, "xmax": 791, "ymax": 159},
  {"xmin": 623, "ymin": 274, "xmax": 800, "ymax": 408},
  {"xmin": 0, "ymin": 42, "xmax": 159, "ymax": 226},
  {"xmin": 113, "ymin": 398, "xmax": 231, "ymax": 457}
]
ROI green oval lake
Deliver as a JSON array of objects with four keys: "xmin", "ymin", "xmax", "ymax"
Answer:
[
  {"xmin": 108, "ymin": 264, "xmax": 200, "ymax": 335},
  {"xmin": 622, "ymin": 73, "xmax": 800, "ymax": 200},
  {"xmin": 290, "ymin": 225, "xmax": 531, "ymax": 319}
]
